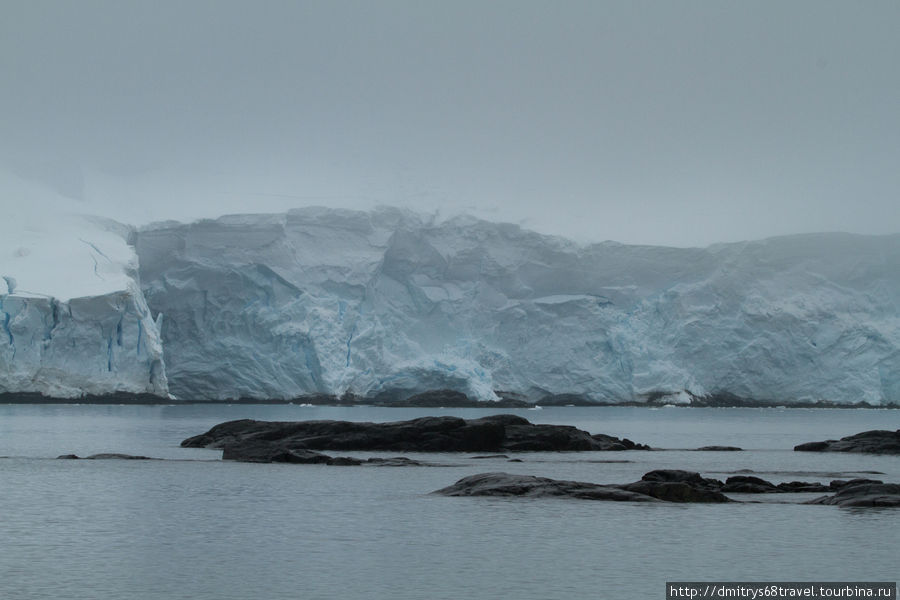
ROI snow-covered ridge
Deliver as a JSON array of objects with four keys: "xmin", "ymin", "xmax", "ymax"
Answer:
[{"xmin": 132, "ymin": 207, "xmax": 899, "ymax": 405}]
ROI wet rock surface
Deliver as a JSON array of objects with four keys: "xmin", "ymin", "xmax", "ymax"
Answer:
[
  {"xmin": 721, "ymin": 475, "xmax": 783, "ymax": 493},
  {"xmin": 182, "ymin": 414, "xmax": 650, "ymax": 454},
  {"xmin": 794, "ymin": 429, "xmax": 900, "ymax": 454},
  {"xmin": 432, "ymin": 471, "xmax": 731, "ymax": 503},
  {"xmin": 712, "ymin": 469, "xmax": 885, "ymax": 478},
  {"xmin": 434, "ymin": 469, "xmax": 900, "ymax": 507},
  {"xmin": 806, "ymin": 483, "xmax": 900, "ymax": 507},
  {"xmin": 218, "ymin": 441, "xmax": 438, "ymax": 466},
  {"xmin": 829, "ymin": 478, "xmax": 884, "ymax": 490}
]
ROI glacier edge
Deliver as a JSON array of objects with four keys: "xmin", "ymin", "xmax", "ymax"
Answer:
[{"xmin": 130, "ymin": 207, "xmax": 900, "ymax": 405}]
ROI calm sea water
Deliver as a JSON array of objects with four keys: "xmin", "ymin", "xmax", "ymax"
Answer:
[{"xmin": 1, "ymin": 405, "xmax": 898, "ymax": 600}]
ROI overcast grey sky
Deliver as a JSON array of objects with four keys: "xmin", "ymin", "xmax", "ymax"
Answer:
[{"xmin": 2, "ymin": 0, "xmax": 899, "ymax": 246}]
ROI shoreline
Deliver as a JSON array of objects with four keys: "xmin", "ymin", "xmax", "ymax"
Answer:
[{"xmin": 1, "ymin": 391, "xmax": 897, "ymax": 409}]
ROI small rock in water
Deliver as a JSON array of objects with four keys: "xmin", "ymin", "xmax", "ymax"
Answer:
[
  {"xmin": 433, "ymin": 470, "xmax": 732, "ymax": 503},
  {"xmin": 58, "ymin": 453, "xmax": 155, "ymax": 460},
  {"xmin": 794, "ymin": 430, "xmax": 900, "ymax": 454},
  {"xmin": 806, "ymin": 483, "xmax": 900, "ymax": 507},
  {"xmin": 86, "ymin": 453, "xmax": 155, "ymax": 460}
]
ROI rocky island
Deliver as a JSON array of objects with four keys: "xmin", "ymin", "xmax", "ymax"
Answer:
[
  {"xmin": 794, "ymin": 429, "xmax": 900, "ymax": 454},
  {"xmin": 181, "ymin": 414, "xmax": 650, "ymax": 460},
  {"xmin": 433, "ymin": 469, "xmax": 900, "ymax": 506}
]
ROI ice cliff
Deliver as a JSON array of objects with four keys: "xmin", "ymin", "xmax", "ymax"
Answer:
[
  {"xmin": 132, "ymin": 207, "xmax": 900, "ymax": 405},
  {"xmin": 0, "ymin": 175, "xmax": 168, "ymax": 398},
  {"xmin": 3, "ymin": 190, "xmax": 897, "ymax": 405}
]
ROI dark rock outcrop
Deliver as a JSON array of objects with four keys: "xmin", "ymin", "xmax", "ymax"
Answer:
[
  {"xmin": 717, "ymin": 475, "xmax": 833, "ymax": 494},
  {"xmin": 640, "ymin": 469, "xmax": 723, "ymax": 488},
  {"xmin": 695, "ymin": 446, "xmax": 743, "ymax": 451},
  {"xmin": 626, "ymin": 470, "xmax": 729, "ymax": 501},
  {"xmin": 432, "ymin": 471, "xmax": 731, "ymax": 503},
  {"xmin": 435, "ymin": 469, "xmax": 899, "ymax": 506},
  {"xmin": 806, "ymin": 483, "xmax": 900, "ymax": 507},
  {"xmin": 217, "ymin": 440, "xmax": 436, "ymax": 466},
  {"xmin": 629, "ymin": 470, "xmax": 836, "ymax": 496},
  {"xmin": 794, "ymin": 430, "xmax": 900, "ymax": 454},
  {"xmin": 620, "ymin": 481, "xmax": 730, "ymax": 503},
  {"xmin": 776, "ymin": 481, "xmax": 831, "ymax": 493},
  {"xmin": 590, "ymin": 433, "xmax": 650, "ymax": 451},
  {"xmin": 431, "ymin": 472, "xmax": 659, "ymax": 502},
  {"xmin": 221, "ymin": 442, "xmax": 333, "ymax": 464},
  {"xmin": 722, "ymin": 475, "xmax": 782, "ymax": 494},
  {"xmin": 829, "ymin": 478, "xmax": 884, "ymax": 490},
  {"xmin": 182, "ymin": 414, "xmax": 649, "ymax": 454}
]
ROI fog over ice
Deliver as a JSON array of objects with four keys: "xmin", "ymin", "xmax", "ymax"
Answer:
[{"xmin": 1, "ymin": 1, "xmax": 899, "ymax": 247}]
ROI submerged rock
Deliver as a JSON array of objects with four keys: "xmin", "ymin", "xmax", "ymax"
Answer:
[
  {"xmin": 57, "ymin": 453, "xmax": 156, "ymax": 460},
  {"xmin": 218, "ymin": 441, "xmax": 437, "ymax": 466},
  {"xmin": 221, "ymin": 442, "xmax": 333, "ymax": 464},
  {"xmin": 363, "ymin": 457, "xmax": 431, "ymax": 467},
  {"xmin": 182, "ymin": 414, "xmax": 649, "ymax": 454},
  {"xmin": 794, "ymin": 430, "xmax": 900, "ymax": 454},
  {"xmin": 695, "ymin": 446, "xmax": 743, "ymax": 451}
]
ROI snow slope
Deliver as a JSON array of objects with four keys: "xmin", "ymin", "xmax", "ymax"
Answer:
[
  {"xmin": 0, "ymin": 173, "xmax": 168, "ymax": 398},
  {"xmin": 135, "ymin": 207, "xmax": 900, "ymax": 404}
]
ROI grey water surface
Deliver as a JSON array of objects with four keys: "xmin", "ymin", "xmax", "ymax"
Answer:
[{"xmin": 1, "ymin": 405, "xmax": 898, "ymax": 600}]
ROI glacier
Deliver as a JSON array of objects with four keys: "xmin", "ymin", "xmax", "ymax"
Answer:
[
  {"xmin": 0, "ymin": 284, "xmax": 168, "ymax": 398},
  {"xmin": 129, "ymin": 207, "xmax": 900, "ymax": 405},
  {"xmin": 0, "ymin": 174, "xmax": 168, "ymax": 398},
  {"xmin": 3, "ymin": 195, "xmax": 899, "ymax": 405}
]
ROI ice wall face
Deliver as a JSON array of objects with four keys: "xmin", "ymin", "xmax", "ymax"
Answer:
[
  {"xmin": 136, "ymin": 207, "xmax": 900, "ymax": 404},
  {"xmin": 0, "ymin": 173, "xmax": 169, "ymax": 398},
  {"xmin": 0, "ymin": 284, "xmax": 168, "ymax": 398}
]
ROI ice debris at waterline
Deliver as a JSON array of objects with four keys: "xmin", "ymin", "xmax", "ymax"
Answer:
[{"xmin": 4, "ymin": 205, "xmax": 900, "ymax": 404}]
